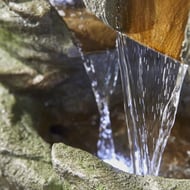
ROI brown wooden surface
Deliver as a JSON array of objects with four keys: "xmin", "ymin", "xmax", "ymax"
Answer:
[
  {"xmin": 117, "ymin": 0, "xmax": 155, "ymax": 33},
  {"xmin": 125, "ymin": 0, "xmax": 190, "ymax": 60},
  {"xmin": 60, "ymin": 0, "xmax": 190, "ymax": 61}
]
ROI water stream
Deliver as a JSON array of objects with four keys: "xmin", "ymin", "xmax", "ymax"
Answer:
[
  {"xmin": 81, "ymin": 51, "xmax": 119, "ymax": 161},
  {"xmin": 82, "ymin": 51, "xmax": 131, "ymax": 172},
  {"xmin": 117, "ymin": 33, "xmax": 188, "ymax": 175},
  {"xmin": 50, "ymin": 0, "xmax": 189, "ymax": 175},
  {"xmin": 50, "ymin": 0, "xmax": 119, "ymax": 161}
]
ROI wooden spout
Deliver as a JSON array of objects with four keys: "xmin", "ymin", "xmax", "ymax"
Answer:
[{"xmin": 83, "ymin": 0, "xmax": 190, "ymax": 61}]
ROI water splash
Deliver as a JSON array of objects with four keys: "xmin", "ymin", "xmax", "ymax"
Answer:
[{"xmin": 116, "ymin": 33, "xmax": 188, "ymax": 175}]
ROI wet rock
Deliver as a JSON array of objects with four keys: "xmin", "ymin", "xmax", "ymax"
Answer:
[
  {"xmin": 0, "ymin": 83, "xmax": 64, "ymax": 189},
  {"xmin": 52, "ymin": 143, "xmax": 190, "ymax": 190},
  {"xmin": 0, "ymin": 0, "xmax": 95, "ymax": 189},
  {"xmin": 0, "ymin": 0, "xmax": 101, "ymax": 146}
]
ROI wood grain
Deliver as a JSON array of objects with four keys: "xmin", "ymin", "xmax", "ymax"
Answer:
[
  {"xmin": 116, "ymin": 0, "xmax": 155, "ymax": 33},
  {"xmin": 60, "ymin": 0, "xmax": 190, "ymax": 60},
  {"xmin": 125, "ymin": 0, "xmax": 190, "ymax": 60}
]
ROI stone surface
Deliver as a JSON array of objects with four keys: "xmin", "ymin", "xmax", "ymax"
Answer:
[
  {"xmin": 0, "ymin": 0, "xmax": 100, "ymax": 147},
  {"xmin": 0, "ymin": 83, "xmax": 64, "ymax": 190},
  {"xmin": 52, "ymin": 143, "xmax": 190, "ymax": 190},
  {"xmin": 0, "ymin": 0, "xmax": 91, "ymax": 189}
]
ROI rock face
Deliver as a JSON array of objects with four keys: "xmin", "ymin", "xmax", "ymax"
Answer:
[
  {"xmin": 52, "ymin": 143, "xmax": 190, "ymax": 190},
  {"xmin": 0, "ymin": 0, "xmax": 101, "ymax": 147},
  {"xmin": 0, "ymin": 1, "xmax": 75, "ymax": 188},
  {"xmin": 0, "ymin": 0, "xmax": 190, "ymax": 189},
  {"xmin": 0, "ymin": 0, "xmax": 94, "ymax": 188},
  {"xmin": 0, "ymin": 82, "xmax": 64, "ymax": 189}
]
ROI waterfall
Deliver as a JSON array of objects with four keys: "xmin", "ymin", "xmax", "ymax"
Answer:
[
  {"xmin": 116, "ymin": 33, "xmax": 188, "ymax": 175},
  {"xmin": 82, "ymin": 51, "xmax": 119, "ymax": 160},
  {"xmin": 50, "ymin": 0, "xmax": 189, "ymax": 175}
]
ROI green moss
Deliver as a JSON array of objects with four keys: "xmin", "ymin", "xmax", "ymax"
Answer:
[
  {"xmin": 0, "ymin": 82, "xmax": 65, "ymax": 189},
  {"xmin": 0, "ymin": 27, "xmax": 24, "ymax": 49},
  {"xmin": 95, "ymin": 184, "xmax": 107, "ymax": 190}
]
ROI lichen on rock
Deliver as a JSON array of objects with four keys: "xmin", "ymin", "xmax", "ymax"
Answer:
[{"xmin": 0, "ymin": 0, "xmax": 77, "ymax": 189}]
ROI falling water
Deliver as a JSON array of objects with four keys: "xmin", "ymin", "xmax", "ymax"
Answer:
[
  {"xmin": 82, "ymin": 51, "xmax": 119, "ymax": 160},
  {"xmin": 50, "ymin": 0, "xmax": 119, "ymax": 161},
  {"xmin": 83, "ymin": 52, "xmax": 132, "ymax": 172},
  {"xmin": 116, "ymin": 33, "xmax": 188, "ymax": 175},
  {"xmin": 50, "ymin": 0, "xmax": 189, "ymax": 175}
]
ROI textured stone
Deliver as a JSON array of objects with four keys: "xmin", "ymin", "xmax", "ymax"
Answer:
[
  {"xmin": 0, "ymin": 83, "xmax": 64, "ymax": 190},
  {"xmin": 0, "ymin": 0, "xmax": 81, "ymax": 189},
  {"xmin": 52, "ymin": 143, "xmax": 190, "ymax": 190}
]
